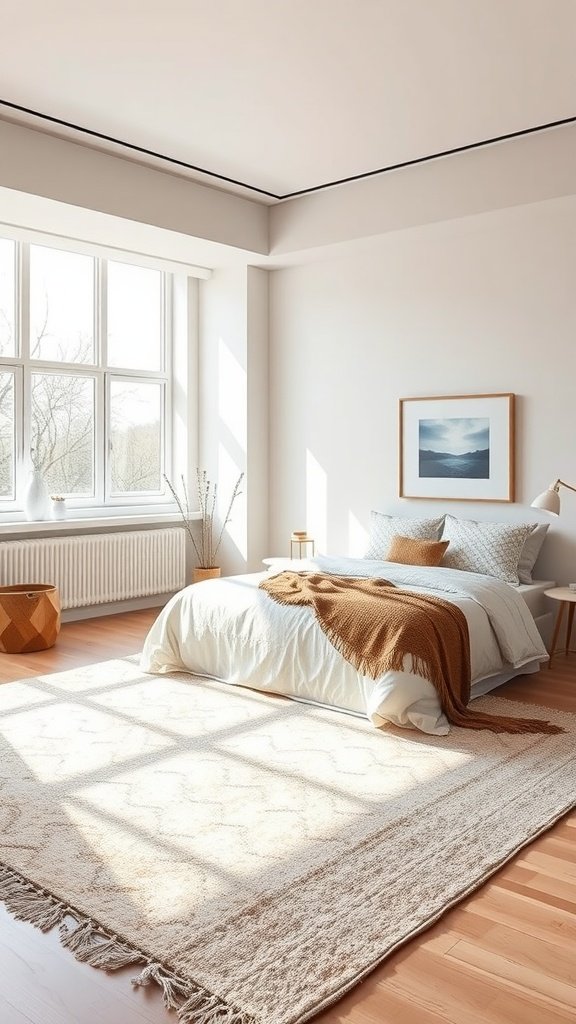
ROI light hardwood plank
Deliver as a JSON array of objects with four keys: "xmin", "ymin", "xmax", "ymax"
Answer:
[
  {"xmin": 446, "ymin": 937, "xmax": 576, "ymax": 1007},
  {"xmin": 504, "ymin": 864, "xmax": 576, "ymax": 908}
]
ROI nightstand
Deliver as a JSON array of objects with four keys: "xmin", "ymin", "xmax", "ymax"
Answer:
[{"xmin": 544, "ymin": 588, "xmax": 576, "ymax": 668}]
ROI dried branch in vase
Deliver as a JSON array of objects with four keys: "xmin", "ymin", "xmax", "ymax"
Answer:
[{"xmin": 165, "ymin": 469, "xmax": 244, "ymax": 568}]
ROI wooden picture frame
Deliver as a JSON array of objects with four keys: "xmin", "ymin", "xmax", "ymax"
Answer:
[{"xmin": 399, "ymin": 393, "xmax": 515, "ymax": 502}]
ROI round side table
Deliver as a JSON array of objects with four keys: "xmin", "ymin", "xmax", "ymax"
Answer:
[{"xmin": 544, "ymin": 587, "xmax": 576, "ymax": 669}]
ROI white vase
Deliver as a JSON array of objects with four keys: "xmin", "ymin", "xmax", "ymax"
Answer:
[{"xmin": 24, "ymin": 469, "xmax": 50, "ymax": 521}]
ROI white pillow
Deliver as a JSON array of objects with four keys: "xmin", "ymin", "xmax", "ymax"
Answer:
[
  {"xmin": 441, "ymin": 515, "xmax": 532, "ymax": 585},
  {"xmin": 365, "ymin": 511, "xmax": 445, "ymax": 560},
  {"xmin": 517, "ymin": 523, "xmax": 549, "ymax": 584}
]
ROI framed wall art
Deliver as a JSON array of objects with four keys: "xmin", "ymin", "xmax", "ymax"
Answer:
[{"xmin": 399, "ymin": 393, "xmax": 515, "ymax": 502}]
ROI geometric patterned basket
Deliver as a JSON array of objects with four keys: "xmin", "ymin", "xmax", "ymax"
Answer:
[{"xmin": 0, "ymin": 584, "xmax": 61, "ymax": 654}]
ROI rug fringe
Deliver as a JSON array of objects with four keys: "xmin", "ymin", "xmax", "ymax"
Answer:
[
  {"xmin": 0, "ymin": 864, "xmax": 66, "ymax": 931},
  {"xmin": 131, "ymin": 962, "xmax": 192, "ymax": 1010},
  {"xmin": 0, "ymin": 861, "xmax": 255, "ymax": 1023},
  {"xmin": 60, "ymin": 918, "xmax": 143, "ymax": 969},
  {"xmin": 178, "ymin": 990, "xmax": 255, "ymax": 1023}
]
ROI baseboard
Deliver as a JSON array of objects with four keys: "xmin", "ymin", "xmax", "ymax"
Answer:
[
  {"xmin": 61, "ymin": 593, "xmax": 177, "ymax": 623},
  {"xmin": 534, "ymin": 611, "xmax": 554, "ymax": 651}
]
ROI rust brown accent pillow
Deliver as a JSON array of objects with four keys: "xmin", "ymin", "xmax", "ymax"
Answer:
[{"xmin": 386, "ymin": 534, "xmax": 450, "ymax": 567}]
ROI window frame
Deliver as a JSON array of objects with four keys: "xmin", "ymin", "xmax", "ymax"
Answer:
[{"xmin": 0, "ymin": 237, "xmax": 173, "ymax": 516}]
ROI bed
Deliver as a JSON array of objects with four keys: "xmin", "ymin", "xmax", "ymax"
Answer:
[{"xmin": 140, "ymin": 554, "xmax": 550, "ymax": 736}]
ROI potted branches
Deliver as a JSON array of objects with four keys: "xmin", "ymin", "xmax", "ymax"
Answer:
[{"xmin": 165, "ymin": 469, "xmax": 244, "ymax": 583}]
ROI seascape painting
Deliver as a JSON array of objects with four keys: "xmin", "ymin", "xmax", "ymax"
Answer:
[
  {"xmin": 400, "ymin": 394, "xmax": 514, "ymax": 501},
  {"xmin": 419, "ymin": 417, "xmax": 489, "ymax": 478}
]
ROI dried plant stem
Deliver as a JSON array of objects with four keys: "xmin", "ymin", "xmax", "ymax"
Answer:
[
  {"xmin": 213, "ymin": 474, "xmax": 243, "ymax": 562},
  {"xmin": 163, "ymin": 476, "xmax": 203, "ymax": 565},
  {"xmin": 165, "ymin": 469, "xmax": 244, "ymax": 569}
]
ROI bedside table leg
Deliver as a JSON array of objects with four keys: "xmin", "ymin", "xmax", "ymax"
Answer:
[
  {"xmin": 566, "ymin": 603, "xmax": 575, "ymax": 656},
  {"xmin": 549, "ymin": 601, "xmax": 567, "ymax": 669}
]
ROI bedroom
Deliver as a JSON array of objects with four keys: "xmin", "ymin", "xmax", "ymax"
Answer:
[{"xmin": 0, "ymin": 2, "xmax": 575, "ymax": 1022}]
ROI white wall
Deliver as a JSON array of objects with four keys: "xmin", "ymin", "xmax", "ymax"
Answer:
[
  {"xmin": 198, "ymin": 266, "xmax": 269, "ymax": 574},
  {"xmin": 2, "ymin": 118, "xmax": 575, "ymax": 587},
  {"xmin": 269, "ymin": 195, "xmax": 576, "ymax": 584}
]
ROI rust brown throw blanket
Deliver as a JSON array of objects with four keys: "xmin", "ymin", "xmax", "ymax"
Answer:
[{"xmin": 260, "ymin": 572, "xmax": 561, "ymax": 735}]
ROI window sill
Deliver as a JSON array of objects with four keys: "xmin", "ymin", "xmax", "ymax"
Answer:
[{"xmin": 0, "ymin": 512, "xmax": 200, "ymax": 537}]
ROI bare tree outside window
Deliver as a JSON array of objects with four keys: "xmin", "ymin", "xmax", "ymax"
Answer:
[
  {"xmin": 0, "ymin": 238, "xmax": 168, "ymax": 507},
  {"xmin": 29, "ymin": 259, "xmax": 96, "ymax": 496},
  {"xmin": 110, "ymin": 380, "xmax": 162, "ymax": 494},
  {"xmin": 31, "ymin": 372, "xmax": 94, "ymax": 496},
  {"xmin": 0, "ymin": 371, "xmax": 14, "ymax": 497}
]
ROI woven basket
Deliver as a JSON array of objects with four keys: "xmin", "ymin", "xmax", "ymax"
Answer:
[
  {"xmin": 0, "ymin": 584, "xmax": 61, "ymax": 654},
  {"xmin": 192, "ymin": 567, "xmax": 221, "ymax": 584}
]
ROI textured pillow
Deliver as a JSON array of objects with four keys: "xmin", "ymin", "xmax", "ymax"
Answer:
[
  {"xmin": 441, "ymin": 515, "xmax": 531, "ymax": 585},
  {"xmin": 386, "ymin": 534, "xmax": 450, "ymax": 567},
  {"xmin": 517, "ymin": 523, "xmax": 549, "ymax": 584},
  {"xmin": 365, "ymin": 512, "xmax": 445, "ymax": 560}
]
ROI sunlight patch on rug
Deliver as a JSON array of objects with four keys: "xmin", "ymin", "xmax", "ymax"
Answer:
[{"xmin": 0, "ymin": 657, "xmax": 574, "ymax": 1024}]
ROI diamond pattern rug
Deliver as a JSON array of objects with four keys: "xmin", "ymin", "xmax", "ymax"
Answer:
[{"xmin": 0, "ymin": 657, "xmax": 574, "ymax": 1023}]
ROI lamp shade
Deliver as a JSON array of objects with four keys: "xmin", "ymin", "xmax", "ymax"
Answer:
[{"xmin": 530, "ymin": 486, "xmax": 560, "ymax": 516}]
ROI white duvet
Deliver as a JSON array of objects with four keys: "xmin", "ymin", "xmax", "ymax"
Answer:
[{"xmin": 140, "ymin": 555, "xmax": 548, "ymax": 735}]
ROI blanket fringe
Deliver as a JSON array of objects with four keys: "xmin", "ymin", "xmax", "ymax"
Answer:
[
  {"xmin": 323, "ymin": 624, "xmax": 563, "ymax": 734},
  {"xmin": 443, "ymin": 706, "xmax": 563, "ymax": 735},
  {"xmin": 261, "ymin": 575, "xmax": 563, "ymax": 736},
  {"xmin": 0, "ymin": 862, "xmax": 253, "ymax": 1022}
]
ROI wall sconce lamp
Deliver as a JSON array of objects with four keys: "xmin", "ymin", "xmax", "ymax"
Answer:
[{"xmin": 530, "ymin": 479, "xmax": 576, "ymax": 517}]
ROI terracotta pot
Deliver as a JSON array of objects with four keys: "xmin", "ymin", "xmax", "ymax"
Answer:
[{"xmin": 192, "ymin": 567, "xmax": 221, "ymax": 584}]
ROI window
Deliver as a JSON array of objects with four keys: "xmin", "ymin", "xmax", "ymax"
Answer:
[
  {"xmin": 0, "ymin": 371, "xmax": 15, "ymax": 498},
  {"xmin": 0, "ymin": 237, "xmax": 172, "ymax": 513}
]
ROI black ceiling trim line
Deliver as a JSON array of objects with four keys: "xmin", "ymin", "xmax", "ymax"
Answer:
[
  {"xmin": 1, "ymin": 99, "xmax": 575, "ymax": 202},
  {"xmin": 0, "ymin": 98, "xmax": 281, "ymax": 199},
  {"xmin": 280, "ymin": 114, "xmax": 576, "ymax": 199}
]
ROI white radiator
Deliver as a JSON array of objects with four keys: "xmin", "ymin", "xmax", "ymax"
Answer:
[{"xmin": 0, "ymin": 529, "xmax": 186, "ymax": 610}]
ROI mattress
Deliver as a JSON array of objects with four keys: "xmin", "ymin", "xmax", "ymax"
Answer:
[{"xmin": 517, "ymin": 580, "xmax": 555, "ymax": 619}]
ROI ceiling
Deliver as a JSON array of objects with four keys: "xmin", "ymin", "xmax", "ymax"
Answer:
[{"xmin": 1, "ymin": 0, "xmax": 575, "ymax": 203}]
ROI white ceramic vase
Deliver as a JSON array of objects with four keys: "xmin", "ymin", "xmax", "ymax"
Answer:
[{"xmin": 24, "ymin": 469, "xmax": 50, "ymax": 521}]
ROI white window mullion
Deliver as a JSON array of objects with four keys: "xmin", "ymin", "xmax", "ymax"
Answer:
[
  {"xmin": 94, "ymin": 369, "xmax": 105, "ymax": 506},
  {"xmin": 94, "ymin": 258, "xmax": 105, "ymax": 505},
  {"xmin": 19, "ymin": 243, "xmax": 32, "ymax": 493},
  {"xmin": 163, "ymin": 273, "xmax": 173, "ymax": 484},
  {"xmin": 104, "ymin": 371, "xmax": 112, "ymax": 502},
  {"xmin": 99, "ymin": 258, "xmax": 107, "ymax": 369}
]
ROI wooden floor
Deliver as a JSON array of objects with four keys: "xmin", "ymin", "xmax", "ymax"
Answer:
[{"xmin": 0, "ymin": 609, "xmax": 574, "ymax": 1024}]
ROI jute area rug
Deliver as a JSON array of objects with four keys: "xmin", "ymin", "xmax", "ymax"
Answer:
[{"xmin": 0, "ymin": 658, "xmax": 575, "ymax": 1024}]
